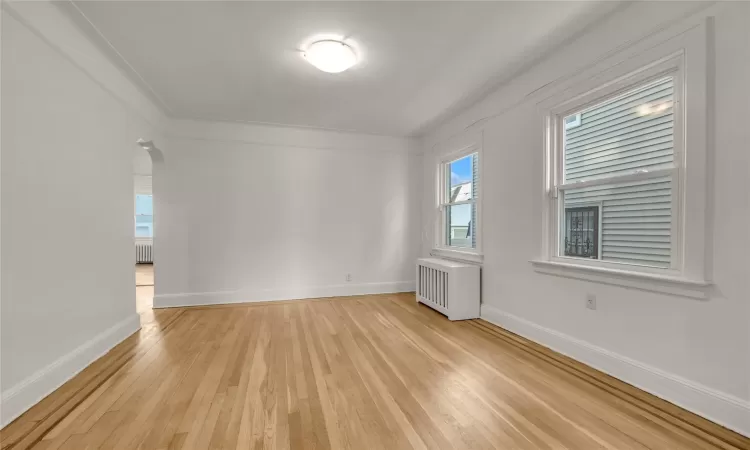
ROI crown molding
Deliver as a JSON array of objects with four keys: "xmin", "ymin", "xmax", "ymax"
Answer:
[
  {"xmin": 165, "ymin": 118, "xmax": 422, "ymax": 155},
  {"xmin": 2, "ymin": 0, "xmax": 167, "ymax": 129}
]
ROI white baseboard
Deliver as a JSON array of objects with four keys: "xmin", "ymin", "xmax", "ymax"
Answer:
[
  {"xmin": 153, "ymin": 281, "xmax": 415, "ymax": 308},
  {"xmin": 0, "ymin": 314, "xmax": 141, "ymax": 429},
  {"xmin": 480, "ymin": 304, "xmax": 750, "ymax": 438}
]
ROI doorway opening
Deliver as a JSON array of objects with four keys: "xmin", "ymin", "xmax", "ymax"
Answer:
[
  {"xmin": 134, "ymin": 139, "xmax": 163, "ymax": 321},
  {"xmin": 135, "ymin": 191, "xmax": 153, "ymax": 314}
]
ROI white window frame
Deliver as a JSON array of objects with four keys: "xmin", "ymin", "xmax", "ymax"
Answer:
[
  {"xmin": 533, "ymin": 24, "xmax": 711, "ymax": 297},
  {"xmin": 550, "ymin": 66, "xmax": 683, "ymax": 276},
  {"xmin": 433, "ymin": 143, "xmax": 482, "ymax": 261}
]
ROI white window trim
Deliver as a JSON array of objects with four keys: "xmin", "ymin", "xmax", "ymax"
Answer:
[
  {"xmin": 433, "ymin": 140, "xmax": 483, "ymax": 263},
  {"xmin": 549, "ymin": 65, "xmax": 683, "ymax": 277},
  {"xmin": 530, "ymin": 260, "xmax": 710, "ymax": 299},
  {"xmin": 533, "ymin": 22, "xmax": 711, "ymax": 297}
]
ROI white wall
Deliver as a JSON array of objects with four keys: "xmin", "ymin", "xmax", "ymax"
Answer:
[
  {"xmin": 2, "ymin": 0, "xmax": 746, "ymax": 437},
  {"xmin": 420, "ymin": 1, "xmax": 750, "ymax": 436},
  {"xmin": 153, "ymin": 119, "xmax": 421, "ymax": 307},
  {"xmin": 0, "ymin": 2, "xmax": 162, "ymax": 426},
  {"xmin": 134, "ymin": 146, "xmax": 152, "ymax": 195},
  {"xmin": 134, "ymin": 148, "xmax": 152, "ymax": 204},
  {"xmin": 133, "ymin": 146, "xmax": 152, "ymax": 177}
]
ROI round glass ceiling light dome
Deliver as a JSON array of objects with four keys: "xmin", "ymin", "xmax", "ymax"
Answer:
[{"xmin": 303, "ymin": 40, "xmax": 358, "ymax": 73}]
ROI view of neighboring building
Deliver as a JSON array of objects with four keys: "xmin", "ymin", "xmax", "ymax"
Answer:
[
  {"xmin": 449, "ymin": 181, "xmax": 472, "ymax": 247},
  {"xmin": 563, "ymin": 77, "xmax": 674, "ymax": 267}
]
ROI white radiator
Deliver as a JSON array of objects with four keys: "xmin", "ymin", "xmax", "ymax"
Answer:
[
  {"xmin": 136, "ymin": 243, "xmax": 153, "ymax": 263},
  {"xmin": 416, "ymin": 258, "xmax": 480, "ymax": 321}
]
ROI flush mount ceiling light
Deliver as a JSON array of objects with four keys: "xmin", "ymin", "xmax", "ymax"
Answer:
[{"xmin": 302, "ymin": 40, "xmax": 357, "ymax": 73}]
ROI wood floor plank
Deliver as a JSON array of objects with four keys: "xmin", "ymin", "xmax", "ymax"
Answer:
[{"xmin": 2, "ymin": 293, "xmax": 749, "ymax": 450}]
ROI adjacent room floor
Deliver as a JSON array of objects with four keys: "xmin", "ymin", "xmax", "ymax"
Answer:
[
  {"xmin": 2, "ymin": 293, "xmax": 747, "ymax": 450},
  {"xmin": 135, "ymin": 263, "xmax": 154, "ymax": 316}
]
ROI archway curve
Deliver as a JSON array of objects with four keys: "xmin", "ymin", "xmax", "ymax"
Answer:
[{"xmin": 137, "ymin": 139, "xmax": 165, "ymax": 166}]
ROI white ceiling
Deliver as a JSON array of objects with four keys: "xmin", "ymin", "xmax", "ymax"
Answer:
[{"xmin": 65, "ymin": 1, "xmax": 620, "ymax": 137}]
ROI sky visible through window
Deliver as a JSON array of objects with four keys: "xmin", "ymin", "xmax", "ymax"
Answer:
[
  {"xmin": 450, "ymin": 155, "xmax": 472, "ymax": 186},
  {"xmin": 135, "ymin": 194, "xmax": 153, "ymax": 215},
  {"xmin": 135, "ymin": 194, "xmax": 153, "ymax": 238},
  {"xmin": 448, "ymin": 155, "xmax": 473, "ymax": 247}
]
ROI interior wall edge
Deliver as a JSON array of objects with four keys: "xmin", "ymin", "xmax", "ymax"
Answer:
[
  {"xmin": 419, "ymin": 1, "xmax": 721, "ymax": 150},
  {"xmin": 480, "ymin": 304, "xmax": 750, "ymax": 437},
  {"xmin": 153, "ymin": 281, "xmax": 415, "ymax": 309},
  {"xmin": 1, "ymin": 0, "xmax": 167, "ymax": 130},
  {"xmin": 164, "ymin": 118, "xmax": 422, "ymax": 155}
]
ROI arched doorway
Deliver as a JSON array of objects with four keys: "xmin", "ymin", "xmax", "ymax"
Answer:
[{"xmin": 134, "ymin": 139, "xmax": 164, "ymax": 320}]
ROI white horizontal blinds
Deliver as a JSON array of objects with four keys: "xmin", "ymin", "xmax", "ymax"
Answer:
[
  {"xmin": 564, "ymin": 77, "xmax": 674, "ymax": 183},
  {"xmin": 561, "ymin": 77, "xmax": 675, "ymax": 268},
  {"xmin": 564, "ymin": 177, "xmax": 672, "ymax": 268}
]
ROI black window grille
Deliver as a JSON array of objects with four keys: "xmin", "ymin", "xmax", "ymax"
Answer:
[{"xmin": 564, "ymin": 206, "xmax": 599, "ymax": 259}]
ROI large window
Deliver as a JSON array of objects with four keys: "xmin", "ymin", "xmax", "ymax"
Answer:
[
  {"xmin": 438, "ymin": 149, "xmax": 480, "ymax": 252},
  {"xmin": 535, "ymin": 29, "xmax": 709, "ymax": 296},
  {"xmin": 540, "ymin": 48, "xmax": 712, "ymax": 280},
  {"xmin": 135, "ymin": 194, "xmax": 153, "ymax": 238},
  {"xmin": 558, "ymin": 75, "xmax": 677, "ymax": 269}
]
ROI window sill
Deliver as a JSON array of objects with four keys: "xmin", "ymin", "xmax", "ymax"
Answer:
[
  {"xmin": 530, "ymin": 259, "xmax": 711, "ymax": 299},
  {"xmin": 431, "ymin": 248, "xmax": 483, "ymax": 265}
]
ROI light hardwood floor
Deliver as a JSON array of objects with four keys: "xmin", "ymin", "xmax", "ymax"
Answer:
[
  {"xmin": 2, "ymin": 293, "xmax": 748, "ymax": 450},
  {"xmin": 135, "ymin": 264, "xmax": 154, "ymax": 287},
  {"xmin": 135, "ymin": 264, "xmax": 154, "ymax": 316}
]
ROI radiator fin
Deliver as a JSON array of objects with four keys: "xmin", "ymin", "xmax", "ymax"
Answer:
[{"xmin": 136, "ymin": 243, "xmax": 153, "ymax": 263}]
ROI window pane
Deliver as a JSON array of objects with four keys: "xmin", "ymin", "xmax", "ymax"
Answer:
[
  {"xmin": 135, "ymin": 194, "xmax": 153, "ymax": 215},
  {"xmin": 448, "ymin": 154, "xmax": 474, "ymax": 201},
  {"xmin": 447, "ymin": 203, "xmax": 474, "ymax": 248},
  {"xmin": 561, "ymin": 176, "xmax": 672, "ymax": 268},
  {"xmin": 135, "ymin": 194, "xmax": 153, "ymax": 238},
  {"xmin": 563, "ymin": 206, "xmax": 599, "ymax": 259},
  {"xmin": 135, "ymin": 215, "xmax": 153, "ymax": 238},
  {"xmin": 564, "ymin": 77, "xmax": 674, "ymax": 183}
]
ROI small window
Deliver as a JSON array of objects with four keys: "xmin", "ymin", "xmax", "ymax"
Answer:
[
  {"xmin": 563, "ymin": 206, "xmax": 600, "ymax": 259},
  {"xmin": 135, "ymin": 194, "xmax": 153, "ymax": 238},
  {"xmin": 564, "ymin": 113, "xmax": 581, "ymax": 129},
  {"xmin": 438, "ymin": 150, "xmax": 480, "ymax": 252}
]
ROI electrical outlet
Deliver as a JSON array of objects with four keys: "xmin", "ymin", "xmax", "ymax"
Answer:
[
  {"xmin": 586, "ymin": 294, "xmax": 597, "ymax": 310},
  {"xmin": 346, "ymin": 273, "xmax": 352, "ymax": 282}
]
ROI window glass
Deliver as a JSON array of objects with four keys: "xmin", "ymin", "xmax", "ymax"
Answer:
[
  {"xmin": 135, "ymin": 194, "xmax": 153, "ymax": 238},
  {"xmin": 443, "ymin": 152, "xmax": 478, "ymax": 250},
  {"xmin": 563, "ymin": 206, "xmax": 599, "ymax": 259},
  {"xmin": 447, "ymin": 204, "xmax": 473, "ymax": 248},
  {"xmin": 559, "ymin": 77, "xmax": 674, "ymax": 268},
  {"xmin": 563, "ymin": 77, "xmax": 674, "ymax": 183},
  {"xmin": 562, "ymin": 177, "xmax": 672, "ymax": 268},
  {"xmin": 448, "ymin": 155, "xmax": 473, "ymax": 201},
  {"xmin": 135, "ymin": 194, "xmax": 153, "ymax": 215}
]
